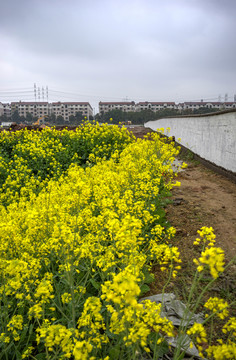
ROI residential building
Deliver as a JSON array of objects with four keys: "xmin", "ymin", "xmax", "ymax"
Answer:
[
  {"xmin": 2, "ymin": 103, "xmax": 11, "ymax": 118},
  {"xmin": 182, "ymin": 102, "xmax": 222, "ymax": 111},
  {"xmin": 99, "ymin": 100, "xmax": 236, "ymax": 114},
  {"xmin": 99, "ymin": 101, "xmax": 136, "ymax": 114},
  {"xmin": 224, "ymin": 102, "xmax": 236, "ymax": 109},
  {"xmin": 135, "ymin": 101, "xmax": 176, "ymax": 112},
  {"xmin": 52, "ymin": 102, "xmax": 93, "ymax": 121},
  {"xmin": 1, "ymin": 100, "xmax": 236, "ymax": 120},
  {"xmin": 9, "ymin": 101, "xmax": 93, "ymax": 121},
  {"xmin": 0, "ymin": 102, "xmax": 3, "ymax": 117},
  {"xmin": 182, "ymin": 101, "xmax": 236, "ymax": 111},
  {"xmin": 11, "ymin": 101, "xmax": 49, "ymax": 118}
]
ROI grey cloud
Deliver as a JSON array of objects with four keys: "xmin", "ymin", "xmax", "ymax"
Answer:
[{"xmin": 0, "ymin": 0, "xmax": 235, "ymax": 107}]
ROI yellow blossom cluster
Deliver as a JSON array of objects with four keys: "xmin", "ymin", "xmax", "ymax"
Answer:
[
  {"xmin": 187, "ymin": 323, "xmax": 208, "ymax": 357},
  {"xmin": 193, "ymin": 246, "xmax": 225, "ymax": 279},
  {"xmin": 37, "ymin": 322, "xmax": 74, "ymax": 357},
  {"xmin": 186, "ymin": 227, "xmax": 235, "ymax": 359},
  {"xmin": 206, "ymin": 341, "xmax": 236, "ymax": 360},
  {"xmin": 6, "ymin": 315, "xmax": 24, "ymax": 342},
  {"xmin": 194, "ymin": 226, "xmax": 216, "ymax": 247},
  {"xmin": 222, "ymin": 317, "xmax": 236, "ymax": 337},
  {"xmin": 193, "ymin": 226, "xmax": 225, "ymax": 279},
  {"xmin": 204, "ymin": 297, "xmax": 229, "ymax": 320},
  {"xmin": 203, "ymin": 317, "xmax": 236, "ymax": 359},
  {"xmin": 101, "ymin": 268, "xmax": 174, "ymax": 351}
]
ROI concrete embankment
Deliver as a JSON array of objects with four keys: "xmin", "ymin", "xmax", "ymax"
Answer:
[{"xmin": 145, "ymin": 110, "xmax": 236, "ymax": 175}]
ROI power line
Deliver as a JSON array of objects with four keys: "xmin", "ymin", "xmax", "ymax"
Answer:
[
  {"xmin": 0, "ymin": 86, "xmax": 234, "ymax": 104},
  {"xmin": 0, "ymin": 88, "xmax": 32, "ymax": 93}
]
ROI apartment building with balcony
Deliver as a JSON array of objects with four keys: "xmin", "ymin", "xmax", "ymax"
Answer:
[
  {"xmin": 11, "ymin": 101, "xmax": 49, "ymax": 118},
  {"xmin": 181, "ymin": 102, "xmax": 236, "ymax": 111},
  {"xmin": 2, "ymin": 100, "xmax": 236, "ymax": 120},
  {"xmin": 99, "ymin": 101, "xmax": 136, "ymax": 114},
  {"xmin": 2, "ymin": 103, "xmax": 11, "ymax": 118},
  {"xmin": 99, "ymin": 101, "xmax": 236, "ymax": 115},
  {"xmin": 0, "ymin": 102, "xmax": 3, "ymax": 117},
  {"xmin": 52, "ymin": 102, "xmax": 93, "ymax": 121},
  {"xmin": 135, "ymin": 101, "xmax": 176, "ymax": 112},
  {"xmin": 9, "ymin": 101, "xmax": 93, "ymax": 121}
]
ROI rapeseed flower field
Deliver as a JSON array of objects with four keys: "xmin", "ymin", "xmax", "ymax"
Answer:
[{"xmin": 0, "ymin": 123, "xmax": 235, "ymax": 359}]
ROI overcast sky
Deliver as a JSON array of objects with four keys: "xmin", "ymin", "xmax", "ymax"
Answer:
[{"xmin": 0, "ymin": 0, "xmax": 236, "ymax": 112}]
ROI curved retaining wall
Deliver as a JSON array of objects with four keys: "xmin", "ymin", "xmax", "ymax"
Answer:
[{"xmin": 145, "ymin": 110, "xmax": 236, "ymax": 173}]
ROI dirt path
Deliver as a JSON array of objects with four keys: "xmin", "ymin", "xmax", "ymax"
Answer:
[{"xmin": 168, "ymin": 162, "xmax": 236, "ymax": 261}]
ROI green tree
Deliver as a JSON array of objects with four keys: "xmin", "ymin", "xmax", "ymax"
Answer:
[
  {"xmin": 75, "ymin": 112, "xmax": 84, "ymax": 124},
  {"xmin": 11, "ymin": 110, "xmax": 21, "ymax": 123},
  {"xmin": 26, "ymin": 112, "xmax": 33, "ymax": 123},
  {"xmin": 69, "ymin": 115, "xmax": 76, "ymax": 124},
  {"xmin": 47, "ymin": 113, "xmax": 56, "ymax": 124},
  {"xmin": 56, "ymin": 115, "xmax": 65, "ymax": 125},
  {"xmin": 100, "ymin": 110, "xmax": 125, "ymax": 124},
  {"xmin": 0, "ymin": 114, "xmax": 8, "ymax": 122}
]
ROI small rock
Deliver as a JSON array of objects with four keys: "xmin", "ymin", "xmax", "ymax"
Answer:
[{"xmin": 173, "ymin": 198, "xmax": 184, "ymax": 206}]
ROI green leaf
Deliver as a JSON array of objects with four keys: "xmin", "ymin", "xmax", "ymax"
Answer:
[
  {"xmin": 140, "ymin": 284, "xmax": 150, "ymax": 295},
  {"xmin": 90, "ymin": 278, "xmax": 100, "ymax": 290},
  {"xmin": 35, "ymin": 353, "xmax": 47, "ymax": 360},
  {"xmin": 105, "ymin": 329, "xmax": 116, "ymax": 340},
  {"xmin": 143, "ymin": 267, "xmax": 155, "ymax": 284},
  {"xmin": 109, "ymin": 344, "xmax": 120, "ymax": 359},
  {"xmin": 15, "ymin": 349, "xmax": 22, "ymax": 360},
  {"xmin": 148, "ymin": 333, "xmax": 169, "ymax": 357},
  {"xmin": 20, "ymin": 326, "xmax": 28, "ymax": 342}
]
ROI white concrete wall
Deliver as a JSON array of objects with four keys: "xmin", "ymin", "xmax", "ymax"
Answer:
[{"xmin": 145, "ymin": 111, "xmax": 236, "ymax": 173}]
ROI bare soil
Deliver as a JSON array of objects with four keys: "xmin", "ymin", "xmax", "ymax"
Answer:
[{"xmin": 168, "ymin": 163, "xmax": 236, "ymax": 262}]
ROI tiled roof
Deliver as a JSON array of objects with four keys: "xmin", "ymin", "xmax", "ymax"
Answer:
[
  {"xmin": 137, "ymin": 102, "xmax": 175, "ymax": 105},
  {"xmin": 11, "ymin": 102, "xmax": 48, "ymax": 105},
  {"xmin": 52, "ymin": 102, "xmax": 90, "ymax": 105},
  {"xmin": 99, "ymin": 102, "xmax": 135, "ymax": 105},
  {"xmin": 184, "ymin": 102, "xmax": 222, "ymax": 105}
]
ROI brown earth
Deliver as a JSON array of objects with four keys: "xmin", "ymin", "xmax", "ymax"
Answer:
[
  {"xmin": 128, "ymin": 126, "xmax": 236, "ymax": 302},
  {"xmin": 168, "ymin": 164, "xmax": 236, "ymax": 262}
]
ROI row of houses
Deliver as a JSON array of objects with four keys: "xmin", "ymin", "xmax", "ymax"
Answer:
[
  {"xmin": 0, "ymin": 101, "xmax": 94, "ymax": 120},
  {"xmin": 99, "ymin": 101, "xmax": 236, "ymax": 114},
  {"xmin": 1, "ymin": 100, "xmax": 236, "ymax": 121}
]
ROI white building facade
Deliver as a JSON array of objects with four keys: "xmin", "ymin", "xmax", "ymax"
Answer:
[
  {"xmin": 11, "ymin": 102, "xmax": 50, "ymax": 118},
  {"xmin": 0, "ymin": 102, "xmax": 3, "ymax": 117},
  {"xmin": 8, "ymin": 101, "xmax": 93, "ymax": 121},
  {"xmin": 52, "ymin": 102, "xmax": 93, "ymax": 121},
  {"xmin": 99, "ymin": 100, "xmax": 236, "ymax": 115},
  {"xmin": 2, "ymin": 103, "xmax": 11, "ymax": 118},
  {"xmin": 135, "ymin": 102, "xmax": 176, "ymax": 112},
  {"xmin": 99, "ymin": 101, "xmax": 136, "ymax": 114}
]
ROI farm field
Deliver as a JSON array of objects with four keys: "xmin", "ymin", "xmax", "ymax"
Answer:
[{"xmin": 0, "ymin": 123, "xmax": 235, "ymax": 360}]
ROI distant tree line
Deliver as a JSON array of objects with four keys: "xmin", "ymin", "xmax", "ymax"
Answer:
[
  {"xmin": 95, "ymin": 107, "xmax": 220, "ymax": 125},
  {"xmin": 0, "ymin": 111, "xmax": 94, "ymax": 125}
]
